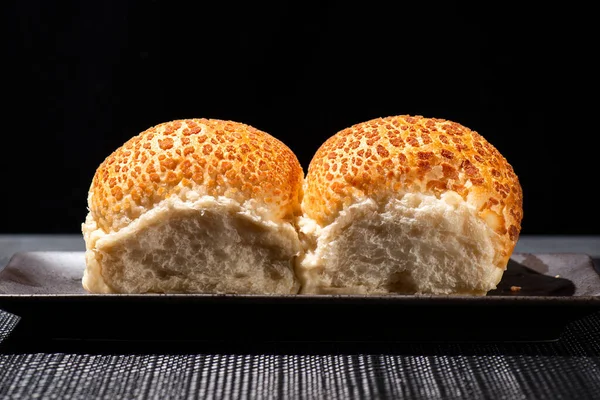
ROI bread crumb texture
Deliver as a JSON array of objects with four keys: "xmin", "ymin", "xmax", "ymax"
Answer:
[
  {"xmin": 89, "ymin": 119, "xmax": 304, "ymax": 233},
  {"xmin": 303, "ymin": 115, "xmax": 523, "ymax": 249}
]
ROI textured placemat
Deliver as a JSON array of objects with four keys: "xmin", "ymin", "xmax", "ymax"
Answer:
[
  {"xmin": 2, "ymin": 310, "xmax": 600, "ymax": 399},
  {"xmin": 0, "ymin": 311, "xmax": 18, "ymax": 346}
]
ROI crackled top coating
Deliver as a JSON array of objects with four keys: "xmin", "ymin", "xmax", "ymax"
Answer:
[
  {"xmin": 89, "ymin": 119, "xmax": 304, "ymax": 233},
  {"xmin": 303, "ymin": 115, "xmax": 523, "ymax": 249}
]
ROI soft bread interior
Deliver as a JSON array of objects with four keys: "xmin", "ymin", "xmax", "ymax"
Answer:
[
  {"xmin": 297, "ymin": 191, "xmax": 504, "ymax": 295},
  {"xmin": 83, "ymin": 196, "xmax": 301, "ymax": 294}
]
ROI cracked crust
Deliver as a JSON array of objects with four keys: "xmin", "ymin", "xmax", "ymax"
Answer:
[
  {"xmin": 302, "ymin": 115, "xmax": 523, "ymax": 264},
  {"xmin": 89, "ymin": 118, "xmax": 304, "ymax": 233}
]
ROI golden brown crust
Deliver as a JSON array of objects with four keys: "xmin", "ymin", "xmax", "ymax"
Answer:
[
  {"xmin": 303, "ymin": 115, "xmax": 523, "ymax": 255},
  {"xmin": 90, "ymin": 119, "xmax": 304, "ymax": 233}
]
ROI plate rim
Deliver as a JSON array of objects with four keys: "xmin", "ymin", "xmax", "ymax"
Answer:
[
  {"xmin": 1, "ymin": 251, "xmax": 598, "ymax": 303},
  {"xmin": 2, "ymin": 292, "xmax": 600, "ymax": 304}
]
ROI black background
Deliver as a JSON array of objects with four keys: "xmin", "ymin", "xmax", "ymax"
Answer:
[{"xmin": 3, "ymin": 2, "xmax": 597, "ymax": 234}]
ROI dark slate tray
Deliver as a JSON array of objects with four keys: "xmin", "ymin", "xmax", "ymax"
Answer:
[{"xmin": 1, "ymin": 252, "xmax": 599, "ymax": 344}]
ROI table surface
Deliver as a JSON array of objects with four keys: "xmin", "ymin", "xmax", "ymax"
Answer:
[{"xmin": 1, "ymin": 234, "xmax": 600, "ymax": 400}]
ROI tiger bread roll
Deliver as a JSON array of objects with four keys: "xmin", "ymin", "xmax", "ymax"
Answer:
[
  {"xmin": 298, "ymin": 115, "xmax": 523, "ymax": 295},
  {"xmin": 82, "ymin": 119, "xmax": 304, "ymax": 294}
]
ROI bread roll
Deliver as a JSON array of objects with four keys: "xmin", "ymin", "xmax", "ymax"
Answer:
[
  {"xmin": 298, "ymin": 115, "xmax": 523, "ymax": 295},
  {"xmin": 82, "ymin": 119, "xmax": 304, "ymax": 294}
]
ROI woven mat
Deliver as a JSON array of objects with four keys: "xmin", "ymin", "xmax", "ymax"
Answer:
[{"xmin": 2, "ymin": 310, "xmax": 600, "ymax": 399}]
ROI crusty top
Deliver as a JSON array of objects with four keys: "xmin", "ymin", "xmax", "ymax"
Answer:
[
  {"xmin": 89, "ymin": 119, "xmax": 304, "ymax": 233},
  {"xmin": 303, "ymin": 115, "xmax": 523, "ymax": 249}
]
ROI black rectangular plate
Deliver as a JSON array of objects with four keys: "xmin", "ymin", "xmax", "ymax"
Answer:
[{"xmin": 1, "ymin": 252, "xmax": 599, "ymax": 345}]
